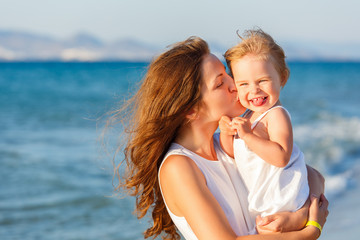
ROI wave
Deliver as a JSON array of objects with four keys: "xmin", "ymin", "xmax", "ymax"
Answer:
[{"xmin": 293, "ymin": 112, "xmax": 360, "ymax": 199}]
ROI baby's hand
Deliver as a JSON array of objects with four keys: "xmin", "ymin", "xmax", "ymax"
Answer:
[
  {"xmin": 219, "ymin": 116, "xmax": 236, "ymax": 136},
  {"xmin": 256, "ymin": 214, "xmax": 284, "ymax": 234},
  {"xmin": 231, "ymin": 117, "xmax": 252, "ymax": 139}
]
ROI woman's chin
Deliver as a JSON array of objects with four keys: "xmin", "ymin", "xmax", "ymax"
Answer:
[{"xmin": 229, "ymin": 104, "xmax": 246, "ymax": 117}]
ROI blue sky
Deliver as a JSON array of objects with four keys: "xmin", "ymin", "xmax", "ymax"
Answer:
[{"xmin": 1, "ymin": 0, "xmax": 359, "ymax": 49}]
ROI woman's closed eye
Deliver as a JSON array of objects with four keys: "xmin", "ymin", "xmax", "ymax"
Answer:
[{"xmin": 216, "ymin": 81, "xmax": 224, "ymax": 88}]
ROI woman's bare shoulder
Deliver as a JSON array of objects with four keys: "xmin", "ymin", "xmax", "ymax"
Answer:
[
  {"xmin": 160, "ymin": 154, "xmax": 204, "ymax": 183},
  {"xmin": 159, "ymin": 154, "xmax": 207, "ymax": 217}
]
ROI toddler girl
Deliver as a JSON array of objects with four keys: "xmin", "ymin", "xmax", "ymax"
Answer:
[{"xmin": 220, "ymin": 29, "xmax": 309, "ymax": 233}]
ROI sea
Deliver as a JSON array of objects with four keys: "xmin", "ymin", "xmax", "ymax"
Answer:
[{"xmin": 1, "ymin": 61, "xmax": 359, "ymax": 240}]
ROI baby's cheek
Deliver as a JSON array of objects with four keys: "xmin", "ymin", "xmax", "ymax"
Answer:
[{"xmin": 239, "ymin": 98, "xmax": 249, "ymax": 108}]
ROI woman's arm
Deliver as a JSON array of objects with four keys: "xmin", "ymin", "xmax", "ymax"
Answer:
[
  {"xmin": 159, "ymin": 154, "xmax": 238, "ymax": 239},
  {"xmin": 238, "ymin": 194, "xmax": 328, "ymax": 240},
  {"xmin": 160, "ymin": 155, "xmax": 327, "ymax": 240}
]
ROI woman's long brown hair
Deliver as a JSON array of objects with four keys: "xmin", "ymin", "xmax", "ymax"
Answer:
[{"xmin": 108, "ymin": 37, "xmax": 209, "ymax": 239}]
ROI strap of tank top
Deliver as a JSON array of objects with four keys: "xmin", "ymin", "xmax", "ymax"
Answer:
[
  {"xmin": 251, "ymin": 105, "xmax": 290, "ymax": 129},
  {"xmin": 241, "ymin": 108, "xmax": 253, "ymax": 118}
]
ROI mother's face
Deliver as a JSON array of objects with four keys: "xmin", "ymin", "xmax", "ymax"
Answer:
[{"xmin": 199, "ymin": 54, "xmax": 245, "ymax": 121}]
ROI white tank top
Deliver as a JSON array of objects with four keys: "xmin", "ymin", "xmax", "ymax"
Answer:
[
  {"xmin": 234, "ymin": 106, "xmax": 309, "ymax": 230},
  {"xmin": 159, "ymin": 133, "xmax": 254, "ymax": 240}
]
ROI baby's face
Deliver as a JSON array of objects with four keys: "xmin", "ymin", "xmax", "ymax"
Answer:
[{"xmin": 231, "ymin": 54, "xmax": 282, "ymax": 114}]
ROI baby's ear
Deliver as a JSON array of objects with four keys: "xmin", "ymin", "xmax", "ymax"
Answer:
[{"xmin": 281, "ymin": 69, "xmax": 290, "ymax": 87}]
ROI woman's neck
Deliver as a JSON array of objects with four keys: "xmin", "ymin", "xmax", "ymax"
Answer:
[{"xmin": 175, "ymin": 120, "xmax": 218, "ymax": 160}]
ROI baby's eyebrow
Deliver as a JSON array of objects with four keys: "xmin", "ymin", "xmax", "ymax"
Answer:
[
  {"xmin": 235, "ymin": 79, "xmax": 247, "ymax": 83},
  {"xmin": 257, "ymin": 75, "xmax": 272, "ymax": 80}
]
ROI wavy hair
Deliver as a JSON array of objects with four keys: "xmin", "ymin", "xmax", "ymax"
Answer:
[
  {"xmin": 224, "ymin": 28, "xmax": 290, "ymax": 86},
  {"xmin": 108, "ymin": 37, "xmax": 209, "ymax": 239}
]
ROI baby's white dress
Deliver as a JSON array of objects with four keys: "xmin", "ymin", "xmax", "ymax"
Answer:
[{"xmin": 234, "ymin": 106, "xmax": 309, "ymax": 232}]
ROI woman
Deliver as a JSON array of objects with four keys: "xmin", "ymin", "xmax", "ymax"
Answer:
[{"xmin": 110, "ymin": 36, "xmax": 328, "ymax": 239}]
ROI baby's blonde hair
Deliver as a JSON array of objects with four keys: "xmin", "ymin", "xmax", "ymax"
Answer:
[{"xmin": 224, "ymin": 28, "xmax": 290, "ymax": 87}]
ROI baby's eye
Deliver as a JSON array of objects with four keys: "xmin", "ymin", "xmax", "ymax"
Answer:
[
  {"xmin": 239, "ymin": 82, "xmax": 248, "ymax": 87},
  {"xmin": 259, "ymin": 79, "xmax": 267, "ymax": 83}
]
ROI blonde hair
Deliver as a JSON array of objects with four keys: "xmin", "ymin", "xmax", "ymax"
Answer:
[
  {"xmin": 108, "ymin": 37, "xmax": 209, "ymax": 239},
  {"xmin": 224, "ymin": 28, "xmax": 290, "ymax": 86}
]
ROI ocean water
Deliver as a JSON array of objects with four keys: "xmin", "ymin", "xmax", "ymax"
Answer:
[{"xmin": 1, "ymin": 61, "xmax": 359, "ymax": 239}]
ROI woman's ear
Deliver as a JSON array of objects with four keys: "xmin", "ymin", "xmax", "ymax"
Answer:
[{"xmin": 185, "ymin": 108, "xmax": 198, "ymax": 121}]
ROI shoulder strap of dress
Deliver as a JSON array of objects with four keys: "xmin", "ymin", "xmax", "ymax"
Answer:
[
  {"xmin": 251, "ymin": 105, "xmax": 290, "ymax": 129},
  {"xmin": 241, "ymin": 108, "xmax": 253, "ymax": 118}
]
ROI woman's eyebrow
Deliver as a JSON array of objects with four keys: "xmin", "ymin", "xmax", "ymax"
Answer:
[
  {"xmin": 215, "ymin": 73, "xmax": 223, "ymax": 78},
  {"xmin": 213, "ymin": 73, "xmax": 224, "ymax": 83},
  {"xmin": 211, "ymin": 73, "xmax": 223, "ymax": 87}
]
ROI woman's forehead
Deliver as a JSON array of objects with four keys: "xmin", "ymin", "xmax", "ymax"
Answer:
[{"xmin": 201, "ymin": 54, "xmax": 224, "ymax": 78}]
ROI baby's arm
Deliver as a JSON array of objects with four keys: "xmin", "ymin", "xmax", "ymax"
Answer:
[
  {"xmin": 219, "ymin": 116, "xmax": 236, "ymax": 157},
  {"xmin": 234, "ymin": 107, "xmax": 293, "ymax": 167}
]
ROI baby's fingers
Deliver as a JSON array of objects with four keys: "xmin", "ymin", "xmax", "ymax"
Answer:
[
  {"xmin": 220, "ymin": 116, "xmax": 232, "ymax": 124},
  {"xmin": 219, "ymin": 116, "xmax": 237, "ymax": 135},
  {"xmin": 231, "ymin": 117, "xmax": 247, "ymax": 124}
]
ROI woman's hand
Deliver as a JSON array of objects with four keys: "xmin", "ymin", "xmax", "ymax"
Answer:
[{"xmin": 307, "ymin": 194, "xmax": 329, "ymax": 237}]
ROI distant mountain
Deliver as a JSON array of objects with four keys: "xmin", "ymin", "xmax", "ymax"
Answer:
[
  {"xmin": 281, "ymin": 41, "xmax": 360, "ymax": 61},
  {"xmin": 0, "ymin": 31, "xmax": 62, "ymax": 60},
  {"xmin": 0, "ymin": 30, "xmax": 162, "ymax": 61},
  {"xmin": 0, "ymin": 30, "xmax": 359, "ymax": 61},
  {"xmin": 64, "ymin": 33, "xmax": 104, "ymax": 48}
]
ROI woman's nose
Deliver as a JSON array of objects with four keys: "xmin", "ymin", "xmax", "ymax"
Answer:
[{"xmin": 228, "ymin": 77, "xmax": 237, "ymax": 93}]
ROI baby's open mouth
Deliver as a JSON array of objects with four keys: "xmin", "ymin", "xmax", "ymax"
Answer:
[{"xmin": 250, "ymin": 97, "xmax": 267, "ymax": 106}]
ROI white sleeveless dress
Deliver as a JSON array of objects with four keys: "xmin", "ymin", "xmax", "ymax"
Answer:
[
  {"xmin": 234, "ymin": 106, "xmax": 309, "ymax": 231},
  {"xmin": 159, "ymin": 134, "xmax": 254, "ymax": 239}
]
